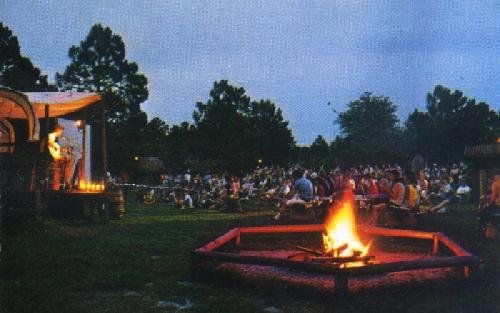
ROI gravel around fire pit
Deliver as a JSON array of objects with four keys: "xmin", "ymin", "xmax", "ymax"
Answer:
[{"xmin": 211, "ymin": 248, "xmax": 461, "ymax": 293}]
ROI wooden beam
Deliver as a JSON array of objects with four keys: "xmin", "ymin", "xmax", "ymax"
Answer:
[
  {"xmin": 310, "ymin": 255, "xmax": 374, "ymax": 263},
  {"xmin": 194, "ymin": 250, "xmax": 477, "ymax": 277},
  {"xmin": 100, "ymin": 100, "xmax": 107, "ymax": 180},
  {"xmin": 239, "ymin": 224, "xmax": 323, "ymax": 234},
  {"xmin": 44, "ymin": 104, "xmax": 49, "ymax": 190},
  {"xmin": 437, "ymin": 233, "xmax": 472, "ymax": 256},
  {"xmin": 81, "ymin": 109, "xmax": 86, "ymax": 181},
  {"xmin": 196, "ymin": 228, "xmax": 239, "ymax": 252},
  {"xmin": 433, "ymin": 235, "xmax": 439, "ymax": 255},
  {"xmin": 359, "ymin": 225, "xmax": 437, "ymax": 240}
]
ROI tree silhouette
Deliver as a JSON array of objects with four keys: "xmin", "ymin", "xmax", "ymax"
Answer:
[
  {"xmin": 0, "ymin": 22, "xmax": 54, "ymax": 91},
  {"xmin": 192, "ymin": 80, "xmax": 294, "ymax": 173},
  {"xmin": 56, "ymin": 24, "xmax": 149, "ymax": 174},
  {"xmin": 336, "ymin": 92, "xmax": 404, "ymax": 165},
  {"xmin": 248, "ymin": 99, "xmax": 294, "ymax": 166},
  {"xmin": 56, "ymin": 23, "xmax": 148, "ymax": 123},
  {"xmin": 406, "ymin": 85, "xmax": 499, "ymax": 163}
]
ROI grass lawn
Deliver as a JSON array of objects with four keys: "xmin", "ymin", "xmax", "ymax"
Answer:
[{"xmin": 2, "ymin": 200, "xmax": 500, "ymax": 313}]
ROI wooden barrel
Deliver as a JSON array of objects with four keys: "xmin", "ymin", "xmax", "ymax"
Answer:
[
  {"xmin": 107, "ymin": 189, "xmax": 125, "ymax": 220},
  {"xmin": 48, "ymin": 163, "xmax": 61, "ymax": 190}
]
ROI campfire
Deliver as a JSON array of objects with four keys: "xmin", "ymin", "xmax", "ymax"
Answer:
[
  {"xmin": 321, "ymin": 190, "xmax": 371, "ymax": 264},
  {"xmin": 194, "ymin": 190, "xmax": 478, "ymax": 295},
  {"xmin": 294, "ymin": 190, "xmax": 372, "ymax": 267}
]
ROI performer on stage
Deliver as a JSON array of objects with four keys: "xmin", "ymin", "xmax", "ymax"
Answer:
[{"xmin": 46, "ymin": 124, "xmax": 75, "ymax": 189}]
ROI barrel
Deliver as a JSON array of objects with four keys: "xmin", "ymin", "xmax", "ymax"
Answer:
[
  {"xmin": 48, "ymin": 163, "xmax": 61, "ymax": 190},
  {"xmin": 107, "ymin": 189, "xmax": 125, "ymax": 220}
]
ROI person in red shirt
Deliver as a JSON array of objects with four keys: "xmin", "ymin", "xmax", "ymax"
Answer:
[{"xmin": 367, "ymin": 174, "xmax": 379, "ymax": 197}]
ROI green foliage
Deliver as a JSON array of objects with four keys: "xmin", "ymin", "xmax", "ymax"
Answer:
[
  {"xmin": 310, "ymin": 135, "xmax": 329, "ymax": 160},
  {"xmin": 189, "ymin": 80, "xmax": 294, "ymax": 173},
  {"xmin": 335, "ymin": 92, "xmax": 405, "ymax": 166},
  {"xmin": 56, "ymin": 24, "xmax": 149, "ymax": 174},
  {"xmin": 0, "ymin": 22, "xmax": 54, "ymax": 91},
  {"xmin": 294, "ymin": 135, "xmax": 331, "ymax": 168},
  {"xmin": 406, "ymin": 85, "xmax": 499, "ymax": 163},
  {"xmin": 141, "ymin": 117, "xmax": 170, "ymax": 157},
  {"xmin": 248, "ymin": 99, "xmax": 295, "ymax": 166},
  {"xmin": 56, "ymin": 24, "xmax": 148, "ymax": 121},
  {"xmin": 193, "ymin": 80, "xmax": 253, "ymax": 172},
  {"xmin": 164, "ymin": 122, "xmax": 199, "ymax": 172}
]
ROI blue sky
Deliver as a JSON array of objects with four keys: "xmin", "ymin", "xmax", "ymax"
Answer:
[{"xmin": 1, "ymin": 0, "xmax": 499, "ymax": 144}]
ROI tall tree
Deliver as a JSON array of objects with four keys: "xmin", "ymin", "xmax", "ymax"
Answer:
[
  {"xmin": 336, "ymin": 92, "xmax": 404, "ymax": 165},
  {"xmin": 164, "ymin": 122, "xmax": 199, "ymax": 172},
  {"xmin": 309, "ymin": 135, "xmax": 330, "ymax": 167},
  {"xmin": 406, "ymin": 85, "xmax": 499, "ymax": 163},
  {"xmin": 142, "ymin": 117, "xmax": 169, "ymax": 158},
  {"xmin": 56, "ymin": 24, "xmax": 149, "ymax": 174},
  {"xmin": 192, "ymin": 80, "xmax": 295, "ymax": 173},
  {"xmin": 0, "ymin": 22, "xmax": 54, "ymax": 91},
  {"xmin": 248, "ymin": 99, "xmax": 294, "ymax": 166},
  {"xmin": 193, "ymin": 80, "xmax": 253, "ymax": 173}
]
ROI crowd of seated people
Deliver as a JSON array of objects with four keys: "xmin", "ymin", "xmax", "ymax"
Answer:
[{"xmin": 138, "ymin": 162, "xmax": 473, "ymax": 218}]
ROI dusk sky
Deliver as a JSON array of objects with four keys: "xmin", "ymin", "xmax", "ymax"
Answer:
[{"xmin": 2, "ymin": 0, "xmax": 499, "ymax": 144}]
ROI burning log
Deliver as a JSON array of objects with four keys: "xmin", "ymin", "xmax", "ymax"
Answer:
[
  {"xmin": 322, "ymin": 190, "xmax": 370, "ymax": 258},
  {"xmin": 310, "ymin": 255, "xmax": 374, "ymax": 264},
  {"xmin": 295, "ymin": 245, "xmax": 323, "ymax": 256},
  {"xmin": 332, "ymin": 243, "xmax": 348, "ymax": 256}
]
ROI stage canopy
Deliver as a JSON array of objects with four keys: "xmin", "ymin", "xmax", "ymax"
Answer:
[
  {"xmin": 25, "ymin": 92, "xmax": 101, "ymax": 118},
  {"xmin": 0, "ymin": 88, "xmax": 101, "ymax": 140}
]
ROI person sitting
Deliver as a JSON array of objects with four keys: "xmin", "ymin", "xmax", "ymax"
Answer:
[
  {"xmin": 456, "ymin": 180, "xmax": 471, "ymax": 201},
  {"xmin": 428, "ymin": 178, "xmax": 455, "ymax": 213},
  {"xmin": 274, "ymin": 169, "xmax": 313, "ymax": 220},
  {"xmin": 417, "ymin": 170, "xmax": 430, "ymax": 207},
  {"xmin": 264, "ymin": 183, "xmax": 280, "ymax": 199},
  {"xmin": 211, "ymin": 187, "xmax": 228, "ymax": 211},
  {"xmin": 184, "ymin": 192, "xmax": 194, "ymax": 209},
  {"xmin": 231, "ymin": 176, "xmax": 241, "ymax": 198},
  {"xmin": 450, "ymin": 163, "xmax": 460, "ymax": 183},
  {"xmin": 229, "ymin": 176, "xmax": 243, "ymax": 212},
  {"xmin": 314, "ymin": 176, "xmax": 326, "ymax": 198},
  {"xmin": 318, "ymin": 170, "xmax": 332, "ymax": 197},
  {"xmin": 368, "ymin": 170, "xmax": 405, "ymax": 225},
  {"xmin": 362, "ymin": 173, "xmax": 379, "ymax": 199},
  {"xmin": 277, "ymin": 179, "xmax": 291, "ymax": 197},
  {"xmin": 377, "ymin": 171, "xmax": 392, "ymax": 197},
  {"xmin": 404, "ymin": 172, "xmax": 419, "ymax": 211}
]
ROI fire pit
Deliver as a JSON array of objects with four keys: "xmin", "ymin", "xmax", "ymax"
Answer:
[{"xmin": 194, "ymin": 193, "xmax": 478, "ymax": 295}]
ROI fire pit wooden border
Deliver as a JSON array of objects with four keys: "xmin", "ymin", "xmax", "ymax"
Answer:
[{"xmin": 194, "ymin": 224, "xmax": 478, "ymax": 294}]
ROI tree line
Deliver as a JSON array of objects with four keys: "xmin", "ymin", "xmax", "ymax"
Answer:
[{"xmin": 1, "ymin": 22, "xmax": 498, "ymax": 175}]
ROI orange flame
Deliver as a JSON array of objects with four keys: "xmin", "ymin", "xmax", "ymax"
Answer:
[{"xmin": 323, "ymin": 189, "xmax": 370, "ymax": 257}]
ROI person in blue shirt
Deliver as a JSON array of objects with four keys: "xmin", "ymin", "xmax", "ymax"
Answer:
[{"xmin": 274, "ymin": 169, "xmax": 313, "ymax": 220}]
